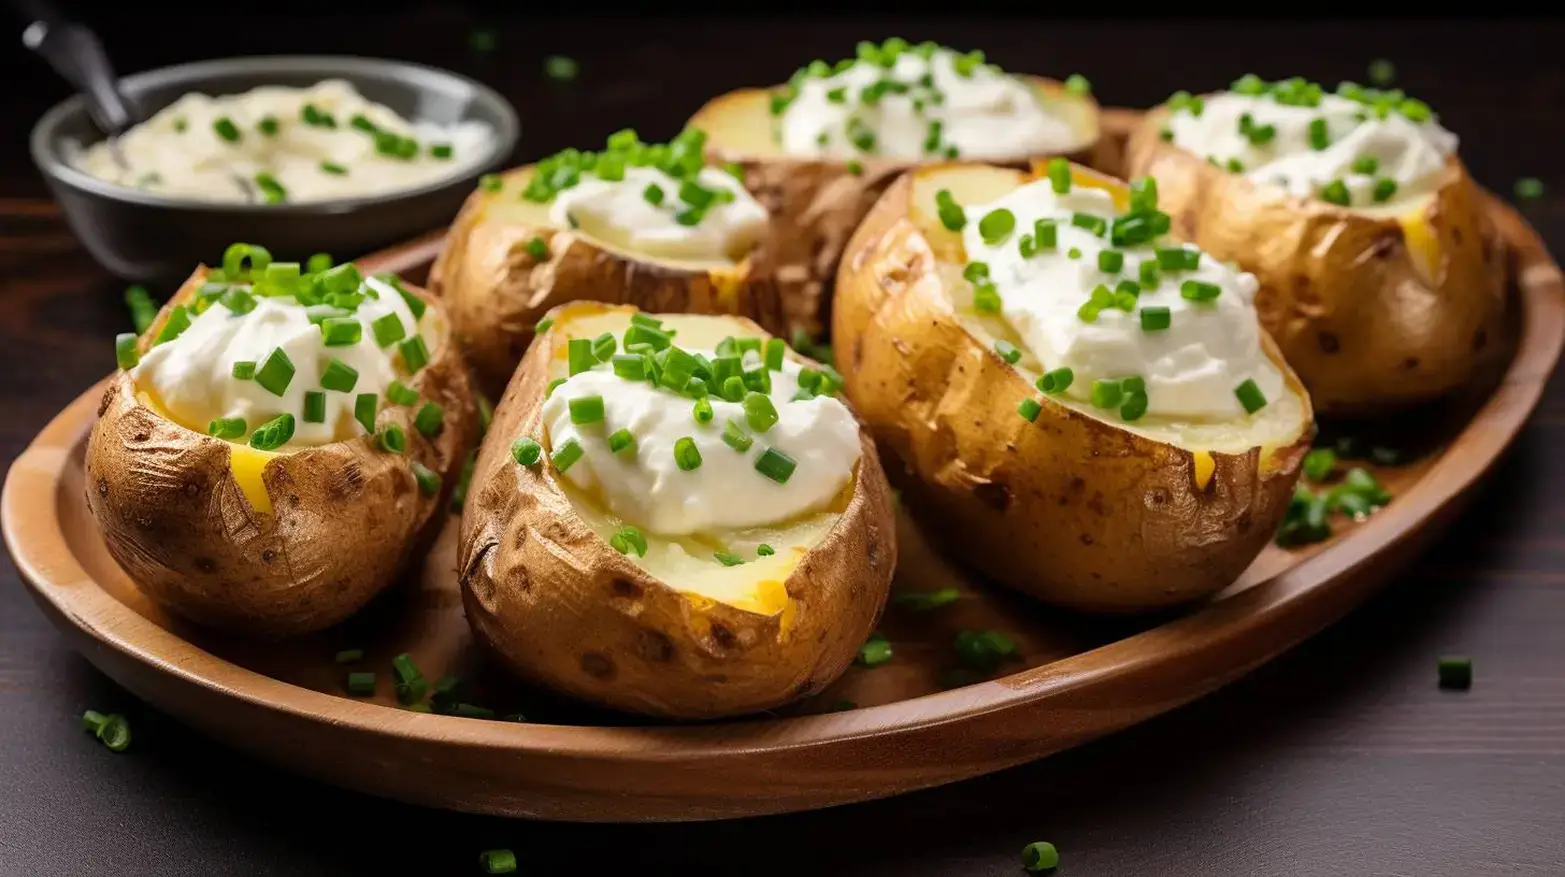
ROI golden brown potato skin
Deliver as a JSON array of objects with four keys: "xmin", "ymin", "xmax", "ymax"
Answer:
[
  {"xmin": 84, "ymin": 270, "xmax": 478, "ymax": 637},
  {"xmin": 693, "ymin": 77, "xmax": 1117, "ymax": 339},
  {"xmin": 459, "ymin": 304, "xmax": 897, "ymax": 719},
  {"xmin": 1125, "ymin": 108, "xmax": 1509, "ymax": 414},
  {"xmin": 833, "ymin": 169, "xmax": 1311, "ymax": 613},
  {"xmin": 429, "ymin": 171, "xmax": 788, "ymax": 399}
]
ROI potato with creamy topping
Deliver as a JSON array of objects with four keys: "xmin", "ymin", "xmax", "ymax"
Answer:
[
  {"xmin": 688, "ymin": 37, "xmax": 1110, "ymax": 336},
  {"xmin": 459, "ymin": 304, "xmax": 896, "ymax": 719},
  {"xmin": 833, "ymin": 161, "xmax": 1313, "ymax": 612},
  {"xmin": 85, "ymin": 245, "xmax": 478, "ymax": 636},
  {"xmin": 1126, "ymin": 75, "xmax": 1508, "ymax": 414}
]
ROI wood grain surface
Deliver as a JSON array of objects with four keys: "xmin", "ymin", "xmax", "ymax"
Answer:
[{"xmin": 2, "ymin": 13, "xmax": 1564, "ymax": 876}]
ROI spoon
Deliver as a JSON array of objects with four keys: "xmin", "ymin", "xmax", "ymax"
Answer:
[{"xmin": 16, "ymin": 2, "xmax": 256, "ymax": 201}]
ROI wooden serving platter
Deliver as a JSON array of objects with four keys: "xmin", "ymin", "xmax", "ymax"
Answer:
[{"xmin": 5, "ymin": 143, "xmax": 1562, "ymax": 824}]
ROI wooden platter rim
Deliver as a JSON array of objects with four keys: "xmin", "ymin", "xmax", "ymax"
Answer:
[{"xmin": 4, "ymin": 157, "xmax": 1561, "ymax": 820}]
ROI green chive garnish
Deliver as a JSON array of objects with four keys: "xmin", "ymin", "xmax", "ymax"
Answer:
[
  {"xmin": 674, "ymin": 436, "xmax": 702, "ymax": 471},
  {"xmin": 1180, "ymin": 280, "xmax": 1221, "ymax": 303},
  {"xmin": 757, "ymin": 544, "xmax": 775, "ymax": 557},
  {"xmin": 743, "ymin": 392, "xmax": 779, "ymax": 432},
  {"xmin": 208, "ymin": 417, "xmax": 246, "ymax": 439},
  {"xmin": 994, "ymin": 340, "xmax": 1021, "ymax": 365},
  {"xmin": 509, "ymin": 437, "xmax": 541, "ymax": 466},
  {"xmin": 610, "ymin": 526, "xmax": 647, "ymax": 558},
  {"xmin": 714, "ymin": 551, "xmax": 747, "ymax": 567},
  {"xmin": 302, "ymin": 391, "xmax": 326, "ymax": 424},
  {"xmin": 568, "ymin": 395, "xmax": 606, "ymax": 425},
  {"xmin": 414, "ymin": 401, "xmax": 444, "ymax": 437},
  {"xmin": 755, "ymin": 447, "xmax": 796, "ymax": 483},
  {"xmin": 1022, "ymin": 841, "xmax": 1060, "ymax": 872},
  {"xmin": 978, "ymin": 208, "xmax": 1016, "ymax": 245},
  {"xmin": 254, "ymin": 347, "xmax": 295, "ymax": 397},
  {"xmin": 399, "ymin": 336, "xmax": 429, "ymax": 374},
  {"xmin": 1037, "ymin": 368, "xmax": 1073, "ymax": 394},
  {"xmin": 248, "ymin": 414, "xmax": 295, "ymax": 451},
  {"xmin": 479, "ymin": 849, "xmax": 518, "ymax": 874},
  {"xmin": 722, "ymin": 419, "xmax": 753, "ymax": 452},
  {"xmin": 607, "ymin": 428, "xmax": 636, "ymax": 455},
  {"xmin": 1235, "ymin": 378, "xmax": 1267, "ymax": 414},
  {"xmin": 1320, "ymin": 179, "xmax": 1352, "ymax": 206},
  {"xmin": 370, "ymin": 312, "xmax": 406, "ymax": 348},
  {"xmin": 1018, "ymin": 398, "xmax": 1042, "ymax": 422},
  {"xmin": 354, "ymin": 393, "xmax": 378, "ymax": 433},
  {"xmin": 1090, "ymin": 379, "xmax": 1122, "ymax": 409},
  {"xmin": 856, "ymin": 633, "xmax": 893, "ymax": 667},
  {"xmin": 1140, "ymin": 306, "xmax": 1172, "ymax": 331},
  {"xmin": 551, "ymin": 438, "xmax": 584, "ymax": 472},
  {"xmin": 345, "ymin": 672, "xmax": 376, "ymax": 696},
  {"xmin": 411, "ymin": 461, "xmax": 441, "ymax": 496},
  {"xmin": 320, "ymin": 358, "xmax": 359, "ymax": 393},
  {"xmin": 377, "ymin": 423, "xmax": 406, "ymax": 454},
  {"xmin": 1437, "ymin": 655, "xmax": 1472, "ymax": 690},
  {"xmin": 1303, "ymin": 447, "xmax": 1337, "ymax": 483}
]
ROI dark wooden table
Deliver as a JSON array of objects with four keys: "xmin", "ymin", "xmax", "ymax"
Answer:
[{"xmin": 3, "ymin": 13, "xmax": 1564, "ymax": 876}]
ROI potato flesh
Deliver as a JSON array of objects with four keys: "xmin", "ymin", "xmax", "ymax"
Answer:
[
  {"xmin": 543, "ymin": 309, "xmax": 844, "ymax": 615},
  {"xmin": 482, "ymin": 167, "xmax": 741, "ymax": 273},
  {"xmin": 911, "ymin": 165, "xmax": 1310, "ymax": 459}
]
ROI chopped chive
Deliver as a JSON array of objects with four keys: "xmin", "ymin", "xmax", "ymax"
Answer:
[
  {"xmin": 1097, "ymin": 250, "xmax": 1124, "ymax": 273},
  {"xmin": 722, "ymin": 418, "xmax": 753, "ymax": 452},
  {"xmin": 1022, "ymin": 841, "xmax": 1060, "ymax": 872},
  {"xmin": 994, "ymin": 340, "xmax": 1021, "ymax": 365},
  {"xmin": 1065, "ymin": 73, "xmax": 1090, "ymax": 95},
  {"xmin": 1140, "ymin": 306, "xmax": 1172, "ymax": 331},
  {"xmin": 153, "ymin": 305, "xmax": 192, "ymax": 346},
  {"xmin": 568, "ymin": 395, "xmax": 606, "ymax": 425},
  {"xmin": 1090, "ymin": 379, "xmax": 1123, "ymax": 409},
  {"xmin": 755, "ymin": 447, "xmax": 796, "ymax": 483},
  {"xmin": 1037, "ymin": 368, "xmax": 1073, "ymax": 394},
  {"xmin": 479, "ymin": 849, "xmax": 518, "ymax": 875},
  {"xmin": 333, "ymin": 649, "xmax": 365, "ymax": 664},
  {"xmin": 1351, "ymin": 156, "xmax": 1380, "ymax": 175},
  {"xmin": 1303, "ymin": 447, "xmax": 1337, "ymax": 482},
  {"xmin": 525, "ymin": 237, "xmax": 549, "ymax": 261},
  {"xmin": 610, "ymin": 525, "xmax": 647, "ymax": 557},
  {"xmin": 254, "ymin": 347, "xmax": 295, "ymax": 397},
  {"xmin": 386, "ymin": 381, "xmax": 418, "ymax": 406},
  {"xmin": 592, "ymin": 332, "xmax": 616, "ymax": 362},
  {"xmin": 1515, "ymin": 177, "xmax": 1545, "ymax": 200},
  {"xmin": 1155, "ymin": 247, "xmax": 1200, "ymax": 271},
  {"xmin": 511, "ymin": 436, "xmax": 542, "ymax": 465},
  {"xmin": 891, "ymin": 587, "xmax": 961, "ymax": 610},
  {"xmin": 743, "ymin": 392, "xmax": 779, "ymax": 432},
  {"xmin": 371, "ymin": 312, "xmax": 406, "ymax": 348},
  {"xmin": 673, "ymin": 436, "xmax": 702, "ymax": 471},
  {"xmin": 345, "ymin": 672, "xmax": 376, "ymax": 696},
  {"xmin": 320, "ymin": 358, "xmax": 359, "ymax": 393},
  {"xmin": 354, "ymin": 393, "xmax": 378, "ymax": 433},
  {"xmin": 1235, "ymin": 378, "xmax": 1268, "ymax": 414},
  {"xmin": 714, "ymin": 551, "xmax": 747, "ymax": 567},
  {"xmin": 410, "ymin": 461, "xmax": 441, "ymax": 496},
  {"xmin": 1070, "ymin": 212, "xmax": 1108, "ymax": 237},
  {"xmin": 756, "ymin": 544, "xmax": 776, "ymax": 557},
  {"xmin": 247, "ymin": 414, "xmax": 295, "ymax": 451},
  {"xmin": 1437, "ymin": 655, "xmax": 1472, "ymax": 690},
  {"xmin": 1320, "ymin": 179, "xmax": 1352, "ymax": 206},
  {"xmin": 856, "ymin": 633, "xmax": 893, "ymax": 667},
  {"xmin": 568, "ymin": 338, "xmax": 597, "ymax": 375},
  {"xmin": 213, "ymin": 116, "xmax": 241, "ymax": 142},
  {"xmin": 114, "ymin": 333, "xmax": 139, "ymax": 369},
  {"xmin": 208, "ymin": 417, "xmax": 246, "ymax": 439},
  {"xmin": 764, "ymin": 338, "xmax": 785, "ymax": 371},
  {"xmin": 1373, "ymin": 178, "xmax": 1399, "ymax": 203},
  {"xmin": 1120, "ymin": 390, "xmax": 1148, "ymax": 422},
  {"xmin": 1018, "ymin": 398, "xmax": 1042, "ymax": 422},
  {"xmin": 95, "ymin": 714, "xmax": 131, "ymax": 752},
  {"xmin": 551, "ymin": 438, "xmax": 584, "ymax": 472},
  {"xmin": 377, "ymin": 423, "xmax": 406, "ymax": 454},
  {"xmin": 978, "ymin": 208, "xmax": 1016, "ymax": 245},
  {"xmin": 692, "ymin": 397, "xmax": 714, "ymax": 425},
  {"xmin": 399, "ymin": 336, "xmax": 429, "ymax": 374},
  {"xmin": 414, "ymin": 402, "xmax": 444, "ymax": 436},
  {"xmin": 1046, "ymin": 157, "xmax": 1071, "ymax": 193},
  {"xmin": 607, "ymin": 428, "xmax": 636, "ymax": 455},
  {"xmin": 1180, "ymin": 280, "xmax": 1221, "ymax": 303},
  {"xmin": 935, "ymin": 188, "xmax": 966, "ymax": 231},
  {"xmin": 302, "ymin": 391, "xmax": 326, "ymax": 424}
]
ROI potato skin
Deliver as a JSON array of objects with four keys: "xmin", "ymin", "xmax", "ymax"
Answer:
[
  {"xmin": 458, "ymin": 305, "xmax": 897, "ymax": 719},
  {"xmin": 84, "ymin": 271, "xmax": 478, "ymax": 637},
  {"xmin": 429, "ymin": 173, "xmax": 788, "ymax": 399},
  {"xmin": 1125, "ymin": 108, "xmax": 1509, "ymax": 414},
  {"xmin": 833, "ymin": 170, "xmax": 1311, "ymax": 613},
  {"xmin": 694, "ymin": 77, "xmax": 1117, "ymax": 339}
]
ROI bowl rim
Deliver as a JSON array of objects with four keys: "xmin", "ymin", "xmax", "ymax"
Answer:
[{"xmin": 29, "ymin": 54, "xmax": 521, "ymax": 214}]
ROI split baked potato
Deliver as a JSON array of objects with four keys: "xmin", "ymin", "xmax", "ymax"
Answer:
[
  {"xmin": 1124, "ymin": 77, "xmax": 1508, "ymax": 414},
  {"xmin": 459, "ymin": 303, "xmax": 896, "ymax": 719},
  {"xmin": 690, "ymin": 37, "xmax": 1110, "ymax": 338},
  {"xmin": 834, "ymin": 162, "xmax": 1313, "ymax": 612},
  {"xmin": 430, "ymin": 128, "xmax": 787, "ymax": 399},
  {"xmin": 86, "ymin": 250, "xmax": 477, "ymax": 636}
]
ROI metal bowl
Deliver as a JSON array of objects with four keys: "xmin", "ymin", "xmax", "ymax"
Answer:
[{"xmin": 30, "ymin": 55, "xmax": 519, "ymax": 284}]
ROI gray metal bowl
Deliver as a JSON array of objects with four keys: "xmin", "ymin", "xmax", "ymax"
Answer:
[{"xmin": 30, "ymin": 55, "xmax": 519, "ymax": 284}]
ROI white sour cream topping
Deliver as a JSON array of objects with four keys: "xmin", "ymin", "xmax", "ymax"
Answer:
[
  {"xmin": 544, "ymin": 351, "xmax": 861, "ymax": 536},
  {"xmin": 549, "ymin": 166, "xmax": 768, "ymax": 263},
  {"xmin": 779, "ymin": 48, "xmax": 1080, "ymax": 160},
  {"xmin": 963, "ymin": 180, "xmax": 1284, "ymax": 421},
  {"xmin": 1168, "ymin": 91, "xmax": 1457, "ymax": 209},
  {"xmin": 73, "ymin": 79, "xmax": 493, "ymax": 204},
  {"xmin": 135, "ymin": 277, "xmax": 435, "ymax": 448}
]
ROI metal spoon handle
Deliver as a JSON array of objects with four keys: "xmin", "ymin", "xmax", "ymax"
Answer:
[{"xmin": 21, "ymin": 17, "xmax": 135, "ymax": 135}]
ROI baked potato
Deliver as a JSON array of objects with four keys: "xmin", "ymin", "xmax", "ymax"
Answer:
[
  {"xmin": 689, "ymin": 37, "xmax": 1110, "ymax": 339},
  {"xmin": 430, "ymin": 128, "xmax": 787, "ymax": 399},
  {"xmin": 834, "ymin": 161, "xmax": 1313, "ymax": 612},
  {"xmin": 459, "ymin": 303, "xmax": 896, "ymax": 719},
  {"xmin": 1124, "ymin": 76, "xmax": 1508, "ymax": 414},
  {"xmin": 86, "ymin": 247, "xmax": 477, "ymax": 637}
]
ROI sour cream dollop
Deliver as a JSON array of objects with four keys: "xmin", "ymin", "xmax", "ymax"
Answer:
[
  {"xmin": 74, "ymin": 79, "xmax": 493, "ymax": 204},
  {"xmin": 543, "ymin": 345, "xmax": 861, "ymax": 536},
  {"xmin": 962, "ymin": 178, "xmax": 1285, "ymax": 422},
  {"xmin": 1166, "ymin": 80, "xmax": 1457, "ymax": 209},
  {"xmin": 777, "ymin": 43, "xmax": 1082, "ymax": 161},
  {"xmin": 549, "ymin": 165, "xmax": 768, "ymax": 263},
  {"xmin": 135, "ymin": 274, "xmax": 437, "ymax": 448}
]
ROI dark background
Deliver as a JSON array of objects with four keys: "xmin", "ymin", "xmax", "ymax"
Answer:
[{"xmin": 3, "ymin": 12, "xmax": 1565, "ymax": 876}]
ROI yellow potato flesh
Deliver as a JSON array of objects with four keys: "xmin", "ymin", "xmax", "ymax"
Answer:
[
  {"xmin": 910, "ymin": 164, "xmax": 1310, "ymax": 461},
  {"xmin": 136, "ymin": 388, "xmax": 277, "ymax": 514},
  {"xmin": 542, "ymin": 308, "xmax": 846, "ymax": 617},
  {"xmin": 482, "ymin": 168, "xmax": 749, "ymax": 274}
]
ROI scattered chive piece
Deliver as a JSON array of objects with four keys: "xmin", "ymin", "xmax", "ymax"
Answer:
[
  {"xmin": 1180, "ymin": 280, "xmax": 1221, "ymax": 303},
  {"xmin": 414, "ymin": 401, "xmax": 444, "ymax": 436},
  {"xmin": 479, "ymin": 849, "xmax": 518, "ymax": 875},
  {"xmin": 354, "ymin": 393, "xmax": 378, "ymax": 433},
  {"xmin": 1368, "ymin": 58, "xmax": 1396, "ymax": 87},
  {"xmin": 95, "ymin": 714, "xmax": 131, "ymax": 752},
  {"xmin": 1140, "ymin": 306, "xmax": 1171, "ymax": 332},
  {"xmin": 478, "ymin": 174, "xmax": 502, "ymax": 193},
  {"xmin": 511, "ymin": 436, "xmax": 542, "ymax": 465},
  {"xmin": 212, "ymin": 116, "xmax": 241, "ymax": 142},
  {"xmin": 411, "ymin": 461, "xmax": 440, "ymax": 496},
  {"xmin": 1065, "ymin": 73, "xmax": 1090, "ymax": 95},
  {"xmin": 208, "ymin": 417, "xmax": 246, "ymax": 439},
  {"xmin": 320, "ymin": 317, "xmax": 362, "ymax": 347},
  {"xmin": 387, "ymin": 380, "xmax": 418, "ymax": 406},
  {"xmin": 371, "ymin": 312, "xmax": 406, "ymax": 348},
  {"xmin": 934, "ymin": 188, "xmax": 966, "ymax": 231},
  {"xmin": 534, "ymin": 317, "xmax": 554, "ymax": 335},
  {"xmin": 743, "ymin": 392, "xmax": 779, "ymax": 432},
  {"xmin": 1098, "ymin": 250, "xmax": 1124, "ymax": 273},
  {"xmin": 302, "ymin": 392, "xmax": 326, "ymax": 424},
  {"xmin": 1437, "ymin": 655, "xmax": 1472, "ymax": 690},
  {"xmin": 1351, "ymin": 156, "xmax": 1380, "ymax": 175},
  {"xmin": 125, "ymin": 284, "xmax": 159, "ymax": 334},
  {"xmin": 153, "ymin": 305, "xmax": 192, "ymax": 346},
  {"xmin": 954, "ymin": 629, "xmax": 1020, "ymax": 673},
  {"xmin": 1046, "ymin": 157, "xmax": 1071, "ymax": 193},
  {"xmin": 345, "ymin": 672, "xmax": 376, "ymax": 696},
  {"xmin": 1373, "ymin": 178, "xmax": 1399, "ymax": 203},
  {"xmin": 568, "ymin": 395, "xmax": 606, "ymax": 425},
  {"xmin": 547, "ymin": 378, "xmax": 567, "ymax": 397},
  {"xmin": 1090, "ymin": 379, "xmax": 1122, "ymax": 409},
  {"xmin": 674, "ymin": 436, "xmax": 702, "ymax": 471},
  {"xmin": 856, "ymin": 633, "xmax": 893, "ymax": 667},
  {"xmin": 81, "ymin": 709, "xmax": 109, "ymax": 734},
  {"xmin": 994, "ymin": 340, "xmax": 1021, "ymax": 365},
  {"xmin": 320, "ymin": 357, "xmax": 360, "ymax": 393},
  {"xmin": 1018, "ymin": 398, "xmax": 1042, "ymax": 422},
  {"xmin": 891, "ymin": 587, "xmax": 961, "ymax": 610},
  {"xmin": 114, "ymin": 333, "xmax": 139, "ymax": 369},
  {"xmin": 568, "ymin": 338, "xmax": 597, "ymax": 375},
  {"xmin": 592, "ymin": 332, "xmax": 616, "ymax": 362},
  {"xmin": 1120, "ymin": 390, "xmax": 1148, "ymax": 422},
  {"xmin": 722, "ymin": 418, "xmax": 753, "ymax": 452},
  {"xmin": 255, "ymin": 347, "xmax": 295, "ymax": 397},
  {"xmin": 333, "ymin": 649, "xmax": 364, "ymax": 664},
  {"xmin": 607, "ymin": 428, "xmax": 636, "ymax": 455},
  {"xmin": 757, "ymin": 544, "xmax": 775, "ymax": 557},
  {"xmin": 609, "ymin": 525, "xmax": 648, "ymax": 557},
  {"xmin": 1515, "ymin": 177, "xmax": 1545, "ymax": 201},
  {"xmin": 978, "ymin": 208, "xmax": 1016, "ymax": 245},
  {"xmin": 715, "ymin": 551, "xmax": 746, "ymax": 567},
  {"xmin": 551, "ymin": 438, "xmax": 584, "ymax": 472},
  {"xmin": 755, "ymin": 447, "xmax": 796, "ymax": 483},
  {"xmin": 525, "ymin": 236, "xmax": 549, "ymax": 261},
  {"xmin": 693, "ymin": 397, "xmax": 714, "ymax": 425},
  {"xmin": 1037, "ymin": 368, "xmax": 1073, "ymax": 394},
  {"xmin": 1235, "ymin": 378, "xmax": 1268, "ymax": 414},
  {"xmin": 1321, "ymin": 179, "xmax": 1352, "ymax": 207},
  {"xmin": 1022, "ymin": 841, "xmax": 1060, "ymax": 873},
  {"xmin": 764, "ymin": 337, "xmax": 785, "ymax": 371},
  {"xmin": 392, "ymin": 653, "xmax": 427, "ymax": 704},
  {"xmin": 544, "ymin": 55, "xmax": 579, "ymax": 82},
  {"xmin": 1303, "ymin": 448, "xmax": 1337, "ymax": 482}
]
